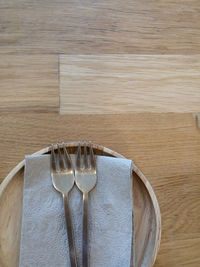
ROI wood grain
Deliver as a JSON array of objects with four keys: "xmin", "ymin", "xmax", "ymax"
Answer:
[
  {"xmin": 60, "ymin": 55, "xmax": 200, "ymax": 114},
  {"xmin": 0, "ymin": 0, "xmax": 200, "ymax": 55},
  {"xmin": 0, "ymin": 169, "xmax": 23, "ymax": 267},
  {"xmin": 1, "ymin": 0, "xmax": 200, "ymax": 265},
  {"xmin": 0, "ymin": 112, "xmax": 200, "ymax": 266},
  {"xmin": 0, "ymin": 55, "xmax": 59, "ymax": 111}
]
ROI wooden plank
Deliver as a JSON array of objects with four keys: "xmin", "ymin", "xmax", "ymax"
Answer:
[
  {"xmin": 0, "ymin": 0, "xmax": 200, "ymax": 54},
  {"xmin": 0, "ymin": 113, "xmax": 199, "ymax": 181},
  {"xmin": 0, "ymin": 55, "xmax": 59, "ymax": 111},
  {"xmin": 0, "ymin": 112, "xmax": 199, "ymax": 266},
  {"xmin": 60, "ymin": 55, "xmax": 200, "ymax": 114}
]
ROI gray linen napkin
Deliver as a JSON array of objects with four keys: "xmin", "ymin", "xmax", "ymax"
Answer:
[{"xmin": 19, "ymin": 154, "xmax": 133, "ymax": 267}]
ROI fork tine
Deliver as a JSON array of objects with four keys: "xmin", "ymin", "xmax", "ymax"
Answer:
[
  {"xmin": 76, "ymin": 143, "xmax": 81, "ymax": 170},
  {"xmin": 83, "ymin": 143, "xmax": 88, "ymax": 169},
  {"xmin": 57, "ymin": 143, "xmax": 64, "ymax": 171},
  {"xmin": 51, "ymin": 145, "xmax": 57, "ymax": 171},
  {"xmin": 89, "ymin": 143, "xmax": 95, "ymax": 169},
  {"xmin": 62, "ymin": 142, "xmax": 72, "ymax": 170}
]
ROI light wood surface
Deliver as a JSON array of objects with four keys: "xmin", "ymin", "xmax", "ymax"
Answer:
[
  {"xmin": 0, "ymin": 113, "xmax": 200, "ymax": 266},
  {"xmin": 0, "ymin": 0, "xmax": 200, "ymax": 54},
  {"xmin": 60, "ymin": 55, "xmax": 200, "ymax": 114},
  {"xmin": 1, "ymin": 0, "xmax": 200, "ymax": 265},
  {"xmin": 0, "ymin": 143, "xmax": 161, "ymax": 267},
  {"xmin": 0, "ymin": 55, "xmax": 59, "ymax": 111}
]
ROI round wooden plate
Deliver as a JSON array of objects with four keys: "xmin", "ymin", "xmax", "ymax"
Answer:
[{"xmin": 0, "ymin": 142, "xmax": 161, "ymax": 267}]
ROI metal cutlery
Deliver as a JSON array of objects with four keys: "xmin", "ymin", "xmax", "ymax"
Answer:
[
  {"xmin": 51, "ymin": 143, "xmax": 78, "ymax": 267},
  {"xmin": 75, "ymin": 143, "xmax": 97, "ymax": 267}
]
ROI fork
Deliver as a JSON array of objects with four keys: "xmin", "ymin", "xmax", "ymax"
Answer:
[
  {"xmin": 75, "ymin": 142, "xmax": 97, "ymax": 267},
  {"xmin": 51, "ymin": 143, "xmax": 78, "ymax": 267}
]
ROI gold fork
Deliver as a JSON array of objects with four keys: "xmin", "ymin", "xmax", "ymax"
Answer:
[
  {"xmin": 51, "ymin": 143, "xmax": 78, "ymax": 267},
  {"xmin": 75, "ymin": 142, "xmax": 97, "ymax": 267}
]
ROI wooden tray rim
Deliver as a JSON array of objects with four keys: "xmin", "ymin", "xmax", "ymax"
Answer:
[{"xmin": 0, "ymin": 142, "xmax": 161, "ymax": 266}]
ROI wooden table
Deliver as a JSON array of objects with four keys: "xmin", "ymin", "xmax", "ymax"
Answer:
[{"xmin": 0, "ymin": 0, "xmax": 200, "ymax": 266}]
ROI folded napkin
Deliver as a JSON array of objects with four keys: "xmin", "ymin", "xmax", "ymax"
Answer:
[{"xmin": 19, "ymin": 154, "xmax": 133, "ymax": 267}]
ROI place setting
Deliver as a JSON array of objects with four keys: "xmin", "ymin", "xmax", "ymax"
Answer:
[{"xmin": 0, "ymin": 142, "xmax": 161, "ymax": 267}]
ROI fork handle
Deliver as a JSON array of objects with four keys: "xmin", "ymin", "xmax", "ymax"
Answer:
[
  {"xmin": 83, "ymin": 193, "xmax": 89, "ymax": 267},
  {"xmin": 63, "ymin": 194, "xmax": 78, "ymax": 267}
]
